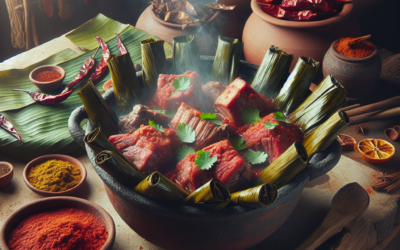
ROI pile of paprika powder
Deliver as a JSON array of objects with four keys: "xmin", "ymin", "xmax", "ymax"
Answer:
[
  {"xmin": 34, "ymin": 70, "xmax": 62, "ymax": 82},
  {"xmin": 7, "ymin": 208, "xmax": 108, "ymax": 250},
  {"xmin": 334, "ymin": 37, "xmax": 375, "ymax": 58}
]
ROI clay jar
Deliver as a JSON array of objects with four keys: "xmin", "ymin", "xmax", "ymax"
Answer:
[
  {"xmin": 242, "ymin": 0, "xmax": 361, "ymax": 81},
  {"xmin": 322, "ymin": 40, "xmax": 381, "ymax": 100},
  {"xmin": 136, "ymin": 5, "xmax": 239, "ymax": 56}
]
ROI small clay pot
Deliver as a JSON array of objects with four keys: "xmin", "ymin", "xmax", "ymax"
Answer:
[
  {"xmin": 0, "ymin": 196, "xmax": 115, "ymax": 250},
  {"xmin": 322, "ymin": 39, "xmax": 382, "ymax": 100},
  {"xmin": 385, "ymin": 128, "xmax": 399, "ymax": 141},
  {"xmin": 393, "ymin": 125, "xmax": 400, "ymax": 134},
  {"xmin": 23, "ymin": 154, "xmax": 87, "ymax": 196},
  {"xmin": 29, "ymin": 65, "xmax": 66, "ymax": 92},
  {"xmin": 0, "ymin": 162, "xmax": 13, "ymax": 188}
]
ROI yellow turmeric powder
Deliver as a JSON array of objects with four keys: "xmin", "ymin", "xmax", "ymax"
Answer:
[{"xmin": 28, "ymin": 159, "xmax": 82, "ymax": 192}]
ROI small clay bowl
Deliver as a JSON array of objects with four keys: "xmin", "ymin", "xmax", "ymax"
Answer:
[
  {"xmin": 23, "ymin": 154, "xmax": 86, "ymax": 196},
  {"xmin": 0, "ymin": 196, "xmax": 115, "ymax": 250},
  {"xmin": 29, "ymin": 65, "xmax": 66, "ymax": 92},
  {"xmin": 393, "ymin": 125, "xmax": 400, "ymax": 134},
  {"xmin": 385, "ymin": 127, "xmax": 400, "ymax": 141},
  {"xmin": 0, "ymin": 162, "xmax": 13, "ymax": 188}
]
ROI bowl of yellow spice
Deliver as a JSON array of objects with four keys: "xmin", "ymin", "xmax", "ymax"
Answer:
[{"xmin": 23, "ymin": 154, "xmax": 86, "ymax": 196}]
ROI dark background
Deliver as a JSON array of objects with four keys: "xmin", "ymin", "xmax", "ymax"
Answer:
[{"xmin": 0, "ymin": 0, "xmax": 399, "ymax": 62}]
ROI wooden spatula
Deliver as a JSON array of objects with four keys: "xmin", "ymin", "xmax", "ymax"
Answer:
[{"xmin": 296, "ymin": 182, "xmax": 370, "ymax": 250}]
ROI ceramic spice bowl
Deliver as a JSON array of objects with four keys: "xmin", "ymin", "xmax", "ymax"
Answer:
[
  {"xmin": 0, "ymin": 196, "xmax": 115, "ymax": 250},
  {"xmin": 29, "ymin": 65, "xmax": 66, "ymax": 92},
  {"xmin": 0, "ymin": 161, "xmax": 13, "ymax": 188},
  {"xmin": 23, "ymin": 154, "xmax": 87, "ymax": 196}
]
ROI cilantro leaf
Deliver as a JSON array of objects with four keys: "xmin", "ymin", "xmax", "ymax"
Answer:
[
  {"xmin": 176, "ymin": 123, "xmax": 196, "ymax": 143},
  {"xmin": 154, "ymin": 109, "xmax": 166, "ymax": 114},
  {"xmin": 176, "ymin": 145, "xmax": 195, "ymax": 162},
  {"xmin": 240, "ymin": 108, "xmax": 262, "ymax": 125},
  {"xmin": 274, "ymin": 112, "xmax": 290, "ymax": 123},
  {"xmin": 195, "ymin": 150, "xmax": 218, "ymax": 170},
  {"xmin": 200, "ymin": 113, "xmax": 223, "ymax": 125},
  {"xmin": 172, "ymin": 76, "xmax": 191, "ymax": 93},
  {"xmin": 148, "ymin": 120, "xmax": 165, "ymax": 132},
  {"xmin": 264, "ymin": 122, "xmax": 279, "ymax": 130},
  {"xmin": 245, "ymin": 150, "xmax": 268, "ymax": 165},
  {"xmin": 229, "ymin": 136, "xmax": 247, "ymax": 151}
]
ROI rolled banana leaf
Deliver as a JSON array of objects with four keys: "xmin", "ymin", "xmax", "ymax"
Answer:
[
  {"xmin": 78, "ymin": 80, "xmax": 119, "ymax": 137},
  {"xmin": 172, "ymin": 35, "xmax": 201, "ymax": 74},
  {"xmin": 251, "ymin": 45, "xmax": 293, "ymax": 99},
  {"xmin": 304, "ymin": 111, "xmax": 349, "ymax": 157},
  {"xmin": 185, "ymin": 179, "xmax": 231, "ymax": 210},
  {"xmin": 95, "ymin": 150, "xmax": 144, "ymax": 187},
  {"xmin": 274, "ymin": 57, "xmax": 320, "ymax": 115},
  {"xmin": 289, "ymin": 74, "xmax": 347, "ymax": 133},
  {"xmin": 134, "ymin": 171, "xmax": 190, "ymax": 202},
  {"xmin": 211, "ymin": 35, "xmax": 243, "ymax": 86},
  {"xmin": 230, "ymin": 183, "xmax": 277, "ymax": 208},
  {"xmin": 108, "ymin": 53, "xmax": 141, "ymax": 114},
  {"xmin": 256, "ymin": 142, "xmax": 309, "ymax": 188},
  {"xmin": 141, "ymin": 38, "xmax": 168, "ymax": 91}
]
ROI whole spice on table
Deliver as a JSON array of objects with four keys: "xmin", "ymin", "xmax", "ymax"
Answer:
[
  {"xmin": 0, "ymin": 114, "xmax": 22, "ymax": 142},
  {"xmin": 7, "ymin": 208, "xmax": 108, "ymax": 250},
  {"xmin": 334, "ymin": 37, "xmax": 375, "ymax": 58},
  {"xmin": 373, "ymin": 171, "xmax": 400, "ymax": 193},
  {"xmin": 13, "ymin": 89, "xmax": 73, "ymax": 105},
  {"xmin": 28, "ymin": 159, "xmax": 82, "ymax": 192},
  {"xmin": 34, "ymin": 70, "xmax": 61, "ymax": 82},
  {"xmin": 0, "ymin": 164, "xmax": 11, "ymax": 177}
]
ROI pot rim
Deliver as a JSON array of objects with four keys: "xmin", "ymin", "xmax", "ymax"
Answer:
[
  {"xmin": 329, "ymin": 39, "xmax": 378, "ymax": 62},
  {"xmin": 251, "ymin": 0, "xmax": 354, "ymax": 29}
]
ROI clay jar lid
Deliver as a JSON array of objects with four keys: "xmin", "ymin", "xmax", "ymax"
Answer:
[
  {"xmin": 29, "ymin": 65, "xmax": 66, "ymax": 92},
  {"xmin": 251, "ymin": 0, "xmax": 354, "ymax": 29}
]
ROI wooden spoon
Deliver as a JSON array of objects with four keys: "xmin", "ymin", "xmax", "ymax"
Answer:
[
  {"xmin": 296, "ymin": 183, "xmax": 370, "ymax": 250},
  {"xmin": 348, "ymin": 34, "xmax": 371, "ymax": 48}
]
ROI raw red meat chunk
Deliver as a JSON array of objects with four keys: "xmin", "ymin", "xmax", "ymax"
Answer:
[
  {"xmin": 109, "ymin": 125, "xmax": 182, "ymax": 175},
  {"xmin": 242, "ymin": 113, "xmax": 303, "ymax": 163},
  {"xmin": 215, "ymin": 78, "xmax": 275, "ymax": 126},
  {"xmin": 202, "ymin": 81, "xmax": 226, "ymax": 104},
  {"xmin": 166, "ymin": 140, "xmax": 252, "ymax": 192},
  {"xmin": 153, "ymin": 70, "xmax": 202, "ymax": 112}
]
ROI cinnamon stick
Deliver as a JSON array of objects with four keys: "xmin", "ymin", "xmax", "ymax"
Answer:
[
  {"xmin": 372, "ymin": 172, "xmax": 400, "ymax": 192},
  {"xmin": 346, "ymin": 96, "xmax": 400, "ymax": 117},
  {"xmin": 349, "ymin": 107, "xmax": 400, "ymax": 125},
  {"xmin": 23, "ymin": 0, "xmax": 31, "ymax": 50},
  {"xmin": 340, "ymin": 104, "xmax": 360, "ymax": 112}
]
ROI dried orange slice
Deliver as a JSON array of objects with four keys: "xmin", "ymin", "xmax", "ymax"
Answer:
[
  {"xmin": 337, "ymin": 134, "xmax": 356, "ymax": 151},
  {"xmin": 356, "ymin": 139, "xmax": 395, "ymax": 163}
]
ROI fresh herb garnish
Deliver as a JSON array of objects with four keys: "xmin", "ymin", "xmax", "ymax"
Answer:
[
  {"xmin": 200, "ymin": 113, "xmax": 223, "ymax": 125},
  {"xmin": 274, "ymin": 112, "xmax": 290, "ymax": 123},
  {"xmin": 264, "ymin": 122, "xmax": 279, "ymax": 130},
  {"xmin": 240, "ymin": 108, "xmax": 262, "ymax": 125},
  {"xmin": 176, "ymin": 123, "xmax": 196, "ymax": 143},
  {"xmin": 245, "ymin": 150, "xmax": 268, "ymax": 165},
  {"xmin": 148, "ymin": 120, "xmax": 165, "ymax": 132},
  {"xmin": 195, "ymin": 150, "xmax": 218, "ymax": 170},
  {"xmin": 176, "ymin": 145, "xmax": 195, "ymax": 162},
  {"xmin": 154, "ymin": 109, "xmax": 166, "ymax": 114},
  {"xmin": 172, "ymin": 76, "xmax": 191, "ymax": 93},
  {"xmin": 229, "ymin": 136, "xmax": 247, "ymax": 151}
]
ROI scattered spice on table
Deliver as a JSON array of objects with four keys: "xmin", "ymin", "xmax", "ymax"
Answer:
[
  {"xmin": 0, "ymin": 163, "xmax": 11, "ymax": 177},
  {"xmin": 28, "ymin": 159, "xmax": 82, "ymax": 192},
  {"xmin": 7, "ymin": 208, "xmax": 108, "ymax": 250},
  {"xmin": 334, "ymin": 37, "xmax": 375, "ymax": 58},
  {"xmin": 356, "ymin": 124, "xmax": 365, "ymax": 134},
  {"xmin": 34, "ymin": 70, "xmax": 61, "ymax": 82}
]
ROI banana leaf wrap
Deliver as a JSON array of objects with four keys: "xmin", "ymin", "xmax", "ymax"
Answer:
[
  {"xmin": 95, "ymin": 150, "xmax": 144, "ymax": 187},
  {"xmin": 134, "ymin": 171, "xmax": 190, "ymax": 202},
  {"xmin": 172, "ymin": 35, "xmax": 201, "ymax": 74},
  {"xmin": 289, "ymin": 74, "xmax": 347, "ymax": 133},
  {"xmin": 78, "ymin": 80, "xmax": 119, "ymax": 137},
  {"xmin": 108, "ymin": 53, "xmax": 141, "ymax": 113},
  {"xmin": 185, "ymin": 179, "xmax": 231, "ymax": 210},
  {"xmin": 141, "ymin": 38, "xmax": 168, "ymax": 91},
  {"xmin": 251, "ymin": 45, "xmax": 293, "ymax": 99},
  {"xmin": 230, "ymin": 183, "xmax": 278, "ymax": 208},
  {"xmin": 256, "ymin": 142, "xmax": 309, "ymax": 188},
  {"xmin": 211, "ymin": 35, "xmax": 243, "ymax": 86},
  {"xmin": 274, "ymin": 57, "xmax": 320, "ymax": 115},
  {"xmin": 304, "ymin": 111, "xmax": 349, "ymax": 157}
]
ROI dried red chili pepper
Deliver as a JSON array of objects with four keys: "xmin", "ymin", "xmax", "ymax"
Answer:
[
  {"xmin": 42, "ymin": 0, "xmax": 53, "ymax": 17},
  {"xmin": 12, "ymin": 89, "xmax": 73, "ymax": 105},
  {"xmin": 115, "ymin": 33, "xmax": 127, "ymax": 55},
  {"xmin": 259, "ymin": 3, "xmax": 318, "ymax": 20},
  {"xmin": 90, "ymin": 36, "xmax": 111, "ymax": 81},
  {"xmin": 0, "ymin": 114, "xmax": 22, "ymax": 142},
  {"xmin": 280, "ymin": 0, "xmax": 336, "ymax": 13}
]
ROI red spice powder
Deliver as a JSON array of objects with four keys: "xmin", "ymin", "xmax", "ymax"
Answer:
[
  {"xmin": 334, "ymin": 37, "xmax": 375, "ymax": 58},
  {"xmin": 7, "ymin": 208, "xmax": 108, "ymax": 250},
  {"xmin": 34, "ymin": 70, "xmax": 62, "ymax": 82},
  {"xmin": 366, "ymin": 188, "xmax": 373, "ymax": 195}
]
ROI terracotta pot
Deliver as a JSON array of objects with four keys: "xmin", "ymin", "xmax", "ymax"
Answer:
[
  {"xmin": 135, "ymin": 5, "xmax": 239, "ymax": 55},
  {"xmin": 243, "ymin": 0, "xmax": 361, "ymax": 81},
  {"xmin": 220, "ymin": 0, "xmax": 252, "ymax": 24},
  {"xmin": 322, "ymin": 40, "xmax": 381, "ymax": 100}
]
